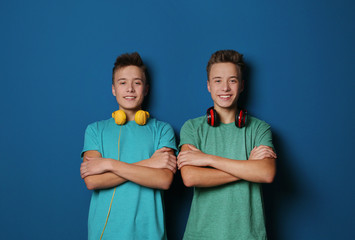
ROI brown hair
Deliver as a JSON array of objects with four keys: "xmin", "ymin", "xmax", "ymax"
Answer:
[
  {"xmin": 206, "ymin": 50, "xmax": 245, "ymax": 80},
  {"xmin": 112, "ymin": 52, "xmax": 148, "ymax": 84}
]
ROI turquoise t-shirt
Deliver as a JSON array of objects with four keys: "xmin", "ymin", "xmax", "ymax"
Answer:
[
  {"xmin": 179, "ymin": 115, "xmax": 274, "ymax": 240},
  {"xmin": 82, "ymin": 117, "xmax": 177, "ymax": 240}
]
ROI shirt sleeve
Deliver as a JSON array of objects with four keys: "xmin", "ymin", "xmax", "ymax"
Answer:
[
  {"xmin": 81, "ymin": 123, "xmax": 101, "ymax": 158},
  {"xmin": 156, "ymin": 122, "xmax": 178, "ymax": 152},
  {"xmin": 254, "ymin": 121, "xmax": 274, "ymax": 150},
  {"xmin": 179, "ymin": 120, "xmax": 199, "ymax": 149}
]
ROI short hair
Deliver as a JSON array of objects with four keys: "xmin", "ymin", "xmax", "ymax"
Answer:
[
  {"xmin": 112, "ymin": 52, "xmax": 148, "ymax": 84},
  {"xmin": 206, "ymin": 50, "xmax": 245, "ymax": 80}
]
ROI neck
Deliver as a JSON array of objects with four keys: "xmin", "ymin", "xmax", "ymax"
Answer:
[
  {"xmin": 214, "ymin": 106, "xmax": 239, "ymax": 124},
  {"xmin": 119, "ymin": 108, "xmax": 142, "ymax": 121}
]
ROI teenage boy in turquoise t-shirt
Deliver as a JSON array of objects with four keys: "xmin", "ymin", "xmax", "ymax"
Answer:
[
  {"xmin": 178, "ymin": 50, "xmax": 277, "ymax": 240},
  {"xmin": 80, "ymin": 52, "xmax": 177, "ymax": 240}
]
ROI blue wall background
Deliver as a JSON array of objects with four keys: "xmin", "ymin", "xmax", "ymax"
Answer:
[{"xmin": 1, "ymin": 0, "xmax": 354, "ymax": 239}]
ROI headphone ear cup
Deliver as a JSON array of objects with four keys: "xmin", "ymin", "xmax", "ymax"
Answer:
[
  {"xmin": 207, "ymin": 107, "xmax": 219, "ymax": 127},
  {"xmin": 135, "ymin": 110, "xmax": 150, "ymax": 125},
  {"xmin": 236, "ymin": 109, "xmax": 248, "ymax": 128},
  {"xmin": 112, "ymin": 110, "xmax": 127, "ymax": 125}
]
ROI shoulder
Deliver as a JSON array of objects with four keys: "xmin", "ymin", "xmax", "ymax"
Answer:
[
  {"xmin": 247, "ymin": 115, "xmax": 272, "ymax": 132},
  {"xmin": 86, "ymin": 118, "xmax": 114, "ymax": 132},
  {"xmin": 148, "ymin": 117, "xmax": 172, "ymax": 129},
  {"xmin": 181, "ymin": 115, "xmax": 206, "ymax": 131}
]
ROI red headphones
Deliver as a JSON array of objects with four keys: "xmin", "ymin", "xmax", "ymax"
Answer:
[{"xmin": 206, "ymin": 107, "xmax": 248, "ymax": 128}]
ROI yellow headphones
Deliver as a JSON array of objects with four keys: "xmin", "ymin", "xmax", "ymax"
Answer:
[{"xmin": 112, "ymin": 110, "xmax": 150, "ymax": 125}]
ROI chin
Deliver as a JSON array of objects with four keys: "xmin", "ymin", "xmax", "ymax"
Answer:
[{"xmin": 215, "ymin": 102, "xmax": 238, "ymax": 110}]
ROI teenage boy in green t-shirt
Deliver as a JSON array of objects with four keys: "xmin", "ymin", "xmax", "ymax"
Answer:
[
  {"xmin": 178, "ymin": 50, "xmax": 277, "ymax": 240},
  {"xmin": 80, "ymin": 52, "xmax": 177, "ymax": 239}
]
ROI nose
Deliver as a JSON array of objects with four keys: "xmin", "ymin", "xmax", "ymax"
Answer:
[
  {"xmin": 222, "ymin": 81, "xmax": 231, "ymax": 91},
  {"xmin": 127, "ymin": 82, "xmax": 135, "ymax": 92}
]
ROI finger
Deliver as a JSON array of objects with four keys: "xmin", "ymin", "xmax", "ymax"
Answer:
[
  {"xmin": 257, "ymin": 145, "xmax": 274, "ymax": 153},
  {"xmin": 80, "ymin": 164, "xmax": 87, "ymax": 173},
  {"xmin": 252, "ymin": 147, "xmax": 270, "ymax": 155},
  {"xmin": 177, "ymin": 152, "xmax": 185, "ymax": 160},
  {"xmin": 169, "ymin": 160, "xmax": 177, "ymax": 170},
  {"xmin": 259, "ymin": 148, "xmax": 276, "ymax": 158},
  {"xmin": 177, "ymin": 157, "xmax": 183, "ymax": 167},
  {"xmin": 165, "ymin": 160, "xmax": 176, "ymax": 173},
  {"xmin": 82, "ymin": 172, "xmax": 88, "ymax": 178},
  {"xmin": 255, "ymin": 151, "xmax": 276, "ymax": 159},
  {"xmin": 82, "ymin": 172, "xmax": 90, "ymax": 178},
  {"xmin": 178, "ymin": 161, "xmax": 188, "ymax": 169},
  {"xmin": 158, "ymin": 147, "xmax": 171, "ymax": 152},
  {"xmin": 177, "ymin": 155, "xmax": 186, "ymax": 164},
  {"xmin": 178, "ymin": 151, "xmax": 193, "ymax": 158},
  {"xmin": 170, "ymin": 164, "xmax": 177, "ymax": 173}
]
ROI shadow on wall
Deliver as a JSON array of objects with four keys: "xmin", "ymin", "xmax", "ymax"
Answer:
[
  {"xmin": 263, "ymin": 131, "xmax": 299, "ymax": 240},
  {"xmin": 164, "ymin": 135, "xmax": 193, "ymax": 240},
  {"xmin": 165, "ymin": 171, "xmax": 193, "ymax": 240}
]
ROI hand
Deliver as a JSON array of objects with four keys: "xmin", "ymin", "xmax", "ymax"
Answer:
[
  {"xmin": 177, "ymin": 144, "xmax": 211, "ymax": 169},
  {"xmin": 249, "ymin": 145, "xmax": 277, "ymax": 160},
  {"xmin": 80, "ymin": 157, "xmax": 113, "ymax": 178},
  {"xmin": 144, "ymin": 147, "xmax": 177, "ymax": 173}
]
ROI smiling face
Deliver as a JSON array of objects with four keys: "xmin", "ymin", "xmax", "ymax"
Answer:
[
  {"xmin": 112, "ymin": 65, "xmax": 149, "ymax": 114},
  {"xmin": 207, "ymin": 62, "xmax": 244, "ymax": 112}
]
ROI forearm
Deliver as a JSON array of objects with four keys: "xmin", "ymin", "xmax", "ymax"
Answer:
[
  {"xmin": 81, "ymin": 151, "xmax": 124, "ymax": 190},
  {"xmin": 84, "ymin": 172, "xmax": 126, "ymax": 190},
  {"xmin": 84, "ymin": 159, "xmax": 168, "ymax": 190},
  {"xmin": 209, "ymin": 156, "xmax": 276, "ymax": 183},
  {"xmin": 180, "ymin": 165, "xmax": 240, "ymax": 187},
  {"xmin": 110, "ymin": 161, "xmax": 174, "ymax": 190}
]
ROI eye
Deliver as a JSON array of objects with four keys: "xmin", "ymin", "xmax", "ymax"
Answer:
[
  {"xmin": 229, "ymin": 78, "xmax": 239, "ymax": 83},
  {"xmin": 135, "ymin": 81, "xmax": 142, "ymax": 85},
  {"xmin": 119, "ymin": 81, "xmax": 126, "ymax": 85}
]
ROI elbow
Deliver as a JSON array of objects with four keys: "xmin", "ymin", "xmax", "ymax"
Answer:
[
  {"xmin": 160, "ymin": 181, "xmax": 172, "ymax": 190},
  {"xmin": 263, "ymin": 174, "xmax": 275, "ymax": 184},
  {"xmin": 159, "ymin": 170, "xmax": 174, "ymax": 190},
  {"xmin": 181, "ymin": 173, "xmax": 196, "ymax": 188},
  {"xmin": 261, "ymin": 169, "xmax": 276, "ymax": 184},
  {"xmin": 180, "ymin": 167, "xmax": 198, "ymax": 187},
  {"xmin": 84, "ymin": 177, "xmax": 97, "ymax": 190},
  {"xmin": 260, "ymin": 158, "xmax": 276, "ymax": 183}
]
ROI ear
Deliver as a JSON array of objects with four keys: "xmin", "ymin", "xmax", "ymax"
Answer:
[
  {"xmin": 112, "ymin": 84, "xmax": 116, "ymax": 97},
  {"xmin": 207, "ymin": 80, "xmax": 211, "ymax": 93}
]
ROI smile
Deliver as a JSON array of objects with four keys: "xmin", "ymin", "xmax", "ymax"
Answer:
[{"xmin": 218, "ymin": 95, "xmax": 232, "ymax": 99}]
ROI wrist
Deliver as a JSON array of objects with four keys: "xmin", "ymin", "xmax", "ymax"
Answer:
[
  {"xmin": 205, "ymin": 154, "xmax": 214, "ymax": 167},
  {"xmin": 135, "ymin": 158, "xmax": 149, "ymax": 167},
  {"xmin": 107, "ymin": 158, "xmax": 116, "ymax": 172}
]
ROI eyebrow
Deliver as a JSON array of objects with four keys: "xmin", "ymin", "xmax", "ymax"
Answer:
[
  {"xmin": 211, "ymin": 75, "xmax": 238, "ymax": 80},
  {"xmin": 117, "ymin": 77, "xmax": 143, "ymax": 81}
]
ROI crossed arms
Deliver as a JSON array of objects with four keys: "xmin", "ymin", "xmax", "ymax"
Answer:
[
  {"xmin": 81, "ymin": 144, "xmax": 276, "ymax": 190},
  {"xmin": 80, "ymin": 147, "xmax": 177, "ymax": 190},
  {"xmin": 177, "ymin": 144, "xmax": 276, "ymax": 187}
]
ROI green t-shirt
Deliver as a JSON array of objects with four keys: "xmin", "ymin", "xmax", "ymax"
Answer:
[{"xmin": 179, "ymin": 115, "xmax": 274, "ymax": 240}]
